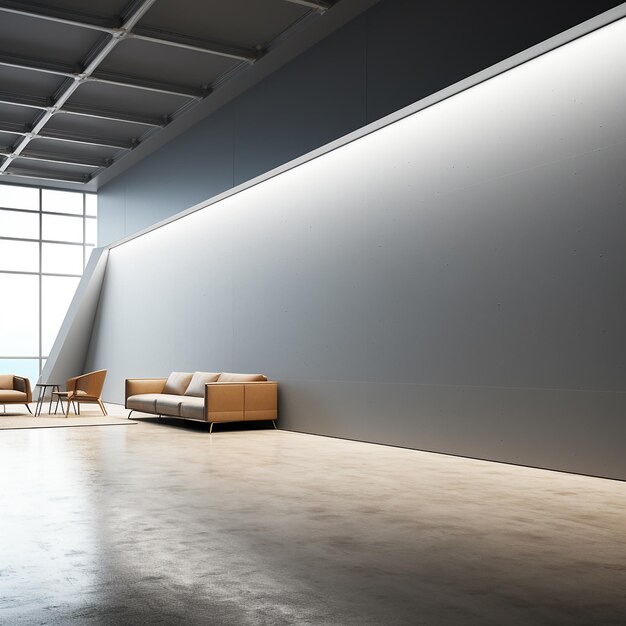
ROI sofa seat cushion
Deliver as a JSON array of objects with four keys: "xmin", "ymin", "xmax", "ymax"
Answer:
[
  {"xmin": 126, "ymin": 393, "xmax": 162, "ymax": 413},
  {"xmin": 155, "ymin": 394, "xmax": 185, "ymax": 417},
  {"xmin": 180, "ymin": 397, "xmax": 205, "ymax": 420},
  {"xmin": 184, "ymin": 371, "xmax": 220, "ymax": 397},
  {"xmin": 217, "ymin": 372, "xmax": 266, "ymax": 382},
  {"xmin": 0, "ymin": 389, "xmax": 26, "ymax": 402},
  {"xmin": 163, "ymin": 372, "xmax": 193, "ymax": 395}
]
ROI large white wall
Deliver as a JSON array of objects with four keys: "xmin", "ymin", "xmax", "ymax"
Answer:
[{"xmin": 86, "ymin": 18, "xmax": 626, "ymax": 478}]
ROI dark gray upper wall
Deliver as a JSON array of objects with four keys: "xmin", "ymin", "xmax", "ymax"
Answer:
[{"xmin": 98, "ymin": 0, "xmax": 623, "ymax": 245}]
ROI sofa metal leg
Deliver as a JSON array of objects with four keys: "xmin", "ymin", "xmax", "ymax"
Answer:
[
  {"xmin": 271, "ymin": 420, "xmax": 277, "ymax": 430},
  {"xmin": 127, "ymin": 410, "xmax": 133, "ymax": 419},
  {"xmin": 209, "ymin": 422, "xmax": 214, "ymax": 433}
]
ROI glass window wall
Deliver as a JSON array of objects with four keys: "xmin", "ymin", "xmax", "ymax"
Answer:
[{"xmin": 0, "ymin": 183, "xmax": 97, "ymax": 383}]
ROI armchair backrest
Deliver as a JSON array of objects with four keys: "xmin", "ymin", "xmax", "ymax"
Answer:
[
  {"xmin": 13, "ymin": 376, "xmax": 32, "ymax": 402},
  {"xmin": 68, "ymin": 370, "xmax": 107, "ymax": 398}
]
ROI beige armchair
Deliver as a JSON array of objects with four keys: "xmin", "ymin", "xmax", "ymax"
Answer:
[
  {"xmin": 54, "ymin": 370, "xmax": 108, "ymax": 418},
  {"xmin": 0, "ymin": 374, "xmax": 33, "ymax": 414}
]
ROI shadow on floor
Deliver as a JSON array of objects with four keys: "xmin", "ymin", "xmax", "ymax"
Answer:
[{"xmin": 130, "ymin": 415, "xmax": 277, "ymax": 433}]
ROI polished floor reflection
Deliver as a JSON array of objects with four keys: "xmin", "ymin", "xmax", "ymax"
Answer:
[{"xmin": 1, "ymin": 406, "xmax": 626, "ymax": 625}]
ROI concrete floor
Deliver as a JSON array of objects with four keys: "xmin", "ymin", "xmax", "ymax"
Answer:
[{"xmin": 1, "ymin": 405, "xmax": 626, "ymax": 625}]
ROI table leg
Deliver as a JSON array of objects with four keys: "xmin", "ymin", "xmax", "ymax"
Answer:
[
  {"xmin": 48, "ymin": 386, "xmax": 57, "ymax": 415},
  {"xmin": 55, "ymin": 396, "xmax": 65, "ymax": 415}
]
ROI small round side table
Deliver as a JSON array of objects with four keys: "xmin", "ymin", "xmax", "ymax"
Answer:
[{"xmin": 34, "ymin": 383, "xmax": 64, "ymax": 416}]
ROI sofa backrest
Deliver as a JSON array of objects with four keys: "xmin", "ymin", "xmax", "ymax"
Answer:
[{"xmin": 218, "ymin": 372, "xmax": 267, "ymax": 382}]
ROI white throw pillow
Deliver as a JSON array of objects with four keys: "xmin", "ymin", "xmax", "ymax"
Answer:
[
  {"xmin": 162, "ymin": 372, "xmax": 193, "ymax": 395},
  {"xmin": 184, "ymin": 371, "xmax": 221, "ymax": 397}
]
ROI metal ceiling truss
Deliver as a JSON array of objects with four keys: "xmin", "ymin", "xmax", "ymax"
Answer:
[
  {"xmin": 0, "ymin": 0, "xmax": 332, "ymax": 182},
  {"xmin": 0, "ymin": 121, "xmax": 29, "ymax": 136},
  {"xmin": 0, "ymin": 1, "xmax": 260, "ymax": 62},
  {"xmin": 0, "ymin": 90, "xmax": 165, "ymax": 127},
  {"xmin": 40, "ymin": 129, "xmax": 136, "ymax": 150},
  {"xmin": 3, "ymin": 167, "xmax": 91, "ymax": 184},
  {"xmin": 0, "ymin": 119, "xmax": 136, "ymax": 149},
  {"xmin": 59, "ymin": 105, "xmax": 165, "ymax": 128},
  {"xmin": 0, "ymin": 90, "xmax": 48, "ymax": 110},
  {"xmin": 0, "ymin": 0, "xmax": 159, "ymax": 176},
  {"xmin": 0, "ymin": 52, "xmax": 209, "ymax": 99},
  {"xmin": 1, "ymin": 149, "xmax": 109, "ymax": 169}
]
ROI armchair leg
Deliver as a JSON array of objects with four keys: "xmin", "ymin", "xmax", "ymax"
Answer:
[
  {"xmin": 65, "ymin": 401, "xmax": 71, "ymax": 418},
  {"xmin": 25, "ymin": 404, "xmax": 33, "ymax": 414},
  {"xmin": 97, "ymin": 400, "xmax": 108, "ymax": 416}
]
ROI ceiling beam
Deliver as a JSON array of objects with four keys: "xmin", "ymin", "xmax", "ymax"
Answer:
[
  {"xmin": 0, "ymin": 51, "xmax": 207, "ymax": 99},
  {"xmin": 282, "ymin": 0, "xmax": 332, "ymax": 12},
  {"xmin": 0, "ymin": 90, "xmax": 164, "ymax": 127},
  {"xmin": 0, "ymin": 120, "xmax": 28, "ymax": 136},
  {"xmin": 39, "ymin": 128, "xmax": 135, "ymax": 150},
  {"xmin": 118, "ymin": 0, "xmax": 158, "ymax": 31},
  {"xmin": 0, "ymin": 51, "xmax": 76, "ymax": 77},
  {"xmin": 0, "ymin": 90, "xmax": 47, "ymax": 111},
  {"xmin": 129, "ymin": 28, "xmax": 259, "ymax": 63},
  {"xmin": 60, "ymin": 104, "xmax": 164, "ymax": 127},
  {"xmin": 4, "ymin": 149, "xmax": 108, "ymax": 169},
  {"xmin": 87, "ymin": 73, "xmax": 208, "ymax": 99},
  {"xmin": 1, "ymin": 166, "xmax": 91, "ymax": 184}
]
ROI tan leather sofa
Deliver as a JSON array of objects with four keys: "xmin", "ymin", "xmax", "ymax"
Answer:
[
  {"xmin": 125, "ymin": 371, "xmax": 277, "ymax": 432},
  {"xmin": 0, "ymin": 374, "xmax": 33, "ymax": 414}
]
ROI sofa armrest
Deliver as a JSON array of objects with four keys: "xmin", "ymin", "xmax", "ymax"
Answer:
[
  {"xmin": 204, "ymin": 382, "xmax": 244, "ymax": 422},
  {"xmin": 244, "ymin": 381, "xmax": 277, "ymax": 421},
  {"xmin": 125, "ymin": 378, "xmax": 167, "ymax": 404},
  {"xmin": 13, "ymin": 376, "xmax": 32, "ymax": 402},
  {"xmin": 203, "ymin": 381, "xmax": 278, "ymax": 422}
]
